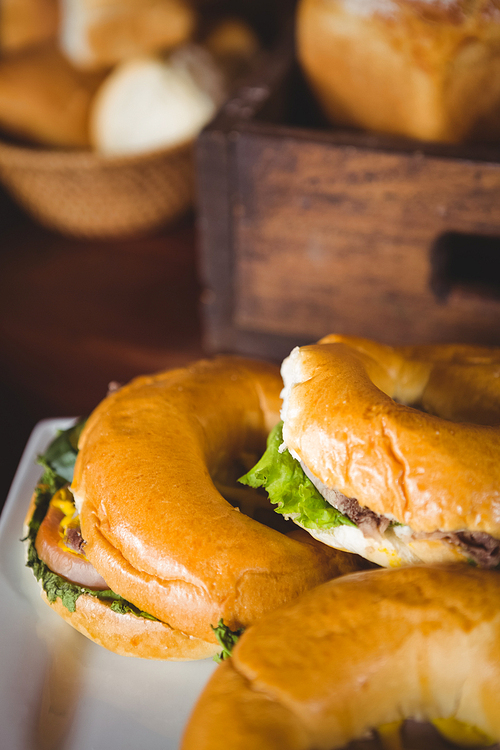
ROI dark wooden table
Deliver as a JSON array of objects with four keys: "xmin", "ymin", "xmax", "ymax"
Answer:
[{"xmin": 0, "ymin": 189, "xmax": 204, "ymax": 509}]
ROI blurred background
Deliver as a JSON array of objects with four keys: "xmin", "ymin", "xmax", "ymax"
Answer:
[
  {"xmin": 0, "ymin": 0, "xmax": 284, "ymax": 503},
  {"xmin": 2, "ymin": 0, "xmax": 500, "ymax": 505}
]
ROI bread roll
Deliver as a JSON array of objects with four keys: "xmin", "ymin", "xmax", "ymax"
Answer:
[
  {"xmin": 90, "ymin": 45, "xmax": 225, "ymax": 156},
  {"xmin": 0, "ymin": 0, "xmax": 58, "ymax": 53},
  {"xmin": 0, "ymin": 43, "xmax": 104, "ymax": 147},
  {"xmin": 60, "ymin": 0, "xmax": 196, "ymax": 70},
  {"xmin": 297, "ymin": 0, "xmax": 500, "ymax": 143}
]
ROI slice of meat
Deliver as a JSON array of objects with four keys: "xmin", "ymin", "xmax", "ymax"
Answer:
[
  {"xmin": 303, "ymin": 461, "xmax": 500, "ymax": 567},
  {"xmin": 35, "ymin": 505, "xmax": 109, "ymax": 590},
  {"xmin": 302, "ymin": 463, "xmax": 390, "ymax": 539}
]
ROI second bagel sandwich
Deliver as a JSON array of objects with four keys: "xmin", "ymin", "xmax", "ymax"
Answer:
[
  {"xmin": 25, "ymin": 356, "xmax": 365, "ymax": 659},
  {"xmin": 241, "ymin": 335, "xmax": 500, "ymax": 569}
]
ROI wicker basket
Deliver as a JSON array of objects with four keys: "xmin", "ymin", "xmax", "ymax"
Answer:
[{"xmin": 0, "ymin": 138, "xmax": 195, "ymax": 238}]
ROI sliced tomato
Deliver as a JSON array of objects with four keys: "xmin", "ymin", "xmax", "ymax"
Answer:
[{"xmin": 36, "ymin": 505, "xmax": 109, "ymax": 590}]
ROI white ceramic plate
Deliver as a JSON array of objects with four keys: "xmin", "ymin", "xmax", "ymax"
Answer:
[{"xmin": 0, "ymin": 419, "xmax": 216, "ymax": 750}]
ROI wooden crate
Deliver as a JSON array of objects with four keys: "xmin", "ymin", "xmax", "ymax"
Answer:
[{"xmin": 196, "ymin": 33, "xmax": 500, "ymax": 362}]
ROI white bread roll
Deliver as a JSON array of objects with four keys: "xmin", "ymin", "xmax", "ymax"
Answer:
[
  {"xmin": 90, "ymin": 45, "xmax": 225, "ymax": 156},
  {"xmin": 59, "ymin": 0, "xmax": 196, "ymax": 71}
]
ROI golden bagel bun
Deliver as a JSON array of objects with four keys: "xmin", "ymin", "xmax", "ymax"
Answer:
[
  {"xmin": 297, "ymin": 0, "xmax": 500, "ymax": 143},
  {"xmin": 1, "ymin": 0, "xmax": 58, "ymax": 53},
  {"xmin": 24, "ymin": 494, "xmax": 219, "ymax": 660},
  {"xmin": 181, "ymin": 564, "xmax": 500, "ymax": 750},
  {"xmin": 41, "ymin": 590, "xmax": 218, "ymax": 660},
  {"xmin": 59, "ymin": 0, "xmax": 196, "ymax": 71},
  {"xmin": 0, "ymin": 43, "xmax": 104, "ymax": 148},
  {"xmin": 69, "ymin": 357, "xmax": 365, "ymax": 657},
  {"xmin": 280, "ymin": 335, "xmax": 500, "ymax": 568}
]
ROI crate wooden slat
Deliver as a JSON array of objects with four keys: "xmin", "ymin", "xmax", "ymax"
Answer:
[{"xmin": 197, "ymin": 33, "xmax": 500, "ymax": 361}]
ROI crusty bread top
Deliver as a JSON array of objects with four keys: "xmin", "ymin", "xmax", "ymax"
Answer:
[
  {"xmin": 281, "ymin": 335, "xmax": 500, "ymax": 535},
  {"xmin": 182, "ymin": 564, "xmax": 500, "ymax": 749},
  {"xmin": 73, "ymin": 356, "xmax": 364, "ymax": 643},
  {"xmin": 328, "ymin": 0, "xmax": 500, "ymax": 23},
  {"xmin": 297, "ymin": 0, "xmax": 500, "ymax": 142}
]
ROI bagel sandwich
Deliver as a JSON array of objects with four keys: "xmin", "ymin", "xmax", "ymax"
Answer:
[
  {"xmin": 25, "ymin": 357, "xmax": 367, "ymax": 660},
  {"xmin": 240, "ymin": 335, "xmax": 500, "ymax": 569},
  {"xmin": 24, "ymin": 419, "xmax": 216, "ymax": 660},
  {"xmin": 182, "ymin": 564, "xmax": 500, "ymax": 750}
]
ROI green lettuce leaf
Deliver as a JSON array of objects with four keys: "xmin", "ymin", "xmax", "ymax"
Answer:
[
  {"xmin": 211, "ymin": 619, "xmax": 244, "ymax": 662},
  {"xmin": 25, "ymin": 424, "xmax": 158, "ymax": 622},
  {"xmin": 239, "ymin": 422, "xmax": 354, "ymax": 531},
  {"xmin": 37, "ymin": 418, "xmax": 86, "ymax": 484}
]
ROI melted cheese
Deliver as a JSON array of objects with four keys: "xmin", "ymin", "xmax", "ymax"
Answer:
[
  {"xmin": 378, "ymin": 722, "xmax": 403, "ymax": 750},
  {"xmin": 432, "ymin": 718, "xmax": 496, "ymax": 747},
  {"xmin": 50, "ymin": 487, "xmax": 86, "ymax": 559}
]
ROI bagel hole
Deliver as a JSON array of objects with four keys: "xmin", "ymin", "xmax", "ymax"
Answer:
[
  {"xmin": 213, "ymin": 456, "xmax": 297, "ymax": 534},
  {"xmin": 344, "ymin": 720, "xmax": 499, "ymax": 750}
]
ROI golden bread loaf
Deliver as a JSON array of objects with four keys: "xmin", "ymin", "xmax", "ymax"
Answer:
[
  {"xmin": 0, "ymin": 43, "xmax": 104, "ymax": 147},
  {"xmin": 297, "ymin": 0, "xmax": 500, "ymax": 142},
  {"xmin": 60, "ymin": 357, "xmax": 365, "ymax": 658},
  {"xmin": 279, "ymin": 335, "xmax": 500, "ymax": 567},
  {"xmin": 181, "ymin": 564, "xmax": 500, "ymax": 749}
]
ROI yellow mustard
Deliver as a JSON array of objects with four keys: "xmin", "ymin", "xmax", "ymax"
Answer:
[
  {"xmin": 50, "ymin": 487, "xmax": 85, "ymax": 558},
  {"xmin": 432, "ymin": 718, "xmax": 496, "ymax": 747}
]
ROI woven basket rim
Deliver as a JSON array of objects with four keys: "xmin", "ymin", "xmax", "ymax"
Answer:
[{"xmin": 0, "ymin": 135, "xmax": 194, "ymax": 170}]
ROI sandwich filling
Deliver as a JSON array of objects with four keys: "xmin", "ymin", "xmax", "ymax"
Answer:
[
  {"xmin": 240, "ymin": 423, "xmax": 500, "ymax": 569},
  {"xmin": 25, "ymin": 420, "xmax": 158, "ymax": 620}
]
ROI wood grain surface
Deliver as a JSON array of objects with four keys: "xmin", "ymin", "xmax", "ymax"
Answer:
[
  {"xmin": 232, "ymin": 128, "xmax": 500, "ymax": 346},
  {"xmin": 198, "ymin": 34, "xmax": 500, "ymax": 360}
]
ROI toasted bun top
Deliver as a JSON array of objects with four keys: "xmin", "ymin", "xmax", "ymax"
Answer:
[
  {"xmin": 73, "ymin": 356, "xmax": 365, "ymax": 644},
  {"xmin": 281, "ymin": 335, "xmax": 500, "ymax": 535},
  {"xmin": 182, "ymin": 564, "xmax": 500, "ymax": 749}
]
